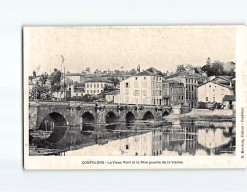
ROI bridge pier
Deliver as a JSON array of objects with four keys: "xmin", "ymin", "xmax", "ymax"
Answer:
[{"xmin": 29, "ymin": 101, "xmax": 172, "ymax": 131}]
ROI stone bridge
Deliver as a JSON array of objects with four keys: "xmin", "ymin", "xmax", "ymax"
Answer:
[{"xmin": 29, "ymin": 100, "xmax": 172, "ymax": 131}]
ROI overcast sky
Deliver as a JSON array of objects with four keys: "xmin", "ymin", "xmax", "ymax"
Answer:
[{"xmin": 24, "ymin": 26, "xmax": 236, "ymax": 75}]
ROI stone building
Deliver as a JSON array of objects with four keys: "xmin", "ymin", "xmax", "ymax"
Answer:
[
  {"xmin": 119, "ymin": 71, "xmax": 162, "ymax": 105},
  {"xmin": 162, "ymin": 80, "xmax": 185, "ymax": 106},
  {"xmin": 85, "ymin": 77, "xmax": 114, "ymax": 96},
  {"xmin": 164, "ymin": 71, "xmax": 198, "ymax": 108}
]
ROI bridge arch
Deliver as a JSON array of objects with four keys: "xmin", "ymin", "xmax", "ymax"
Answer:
[
  {"xmin": 106, "ymin": 111, "xmax": 117, "ymax": 124},
  {"xmin": 162, "ymin": 111, "xmax": 169, "ymax": 117},
  {"xmin": 143, "ymin": 111, "xmax": 154, "ymax": 120},
  {"xmin": 81, "ymin": 112, "xmax": 96, "ymax": 132},
  {"xmin": 39, "ymin": 112, "xmax": 67, "ymax": 131},
  {"xmin": 126, "ymin": 112, "xmax": 136, "ymax": 123},
  {"xmin": 82, "ymin": 112, "xmax": 95, "ymax": 124}
]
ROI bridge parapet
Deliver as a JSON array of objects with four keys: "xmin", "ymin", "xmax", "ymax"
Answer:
[{"xmin": 29, "ymin": 101, "xmax": 172, "ymax": 131}]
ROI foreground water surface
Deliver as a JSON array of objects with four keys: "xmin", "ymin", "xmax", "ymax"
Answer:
[{"xmin": 30, "ymin": 118, "xmax": 235, "ymax": 156}]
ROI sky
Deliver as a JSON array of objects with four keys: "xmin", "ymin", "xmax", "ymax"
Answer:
[{"xmin": 24, "ymin": 26, "xmax": 236, "ymax": 75}]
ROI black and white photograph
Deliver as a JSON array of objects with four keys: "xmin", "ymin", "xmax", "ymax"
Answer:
[{"xmin": 23, "ymin": 26, "xmax": 246, "ymax": 169}]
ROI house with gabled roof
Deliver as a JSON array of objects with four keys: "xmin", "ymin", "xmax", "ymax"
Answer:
[
  {"xmin": 222, "ymin": 95, "xmax": 236, "ymax": 109},
  {"xmin": 197, "ymin": 80, "xmax": 234, "ymax": 103}
]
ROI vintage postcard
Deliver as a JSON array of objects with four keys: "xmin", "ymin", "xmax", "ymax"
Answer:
[{"xmin": 24, "ymin": 26, "xmax": 247, "ymax": 169}]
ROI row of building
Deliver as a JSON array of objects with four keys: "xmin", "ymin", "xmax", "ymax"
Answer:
[{"xmin": 29, "ymin": 67, "xmax": 236, "ymax": 109}]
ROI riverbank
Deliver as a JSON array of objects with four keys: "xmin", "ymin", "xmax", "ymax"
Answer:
[{"xmin": 180, "ymin": 108, "xmax": 235, "ymax": 121}]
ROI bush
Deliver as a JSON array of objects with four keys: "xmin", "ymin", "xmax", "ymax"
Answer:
[{"xmin": 196, "ymin": 101, "xmax": 207, "ymax": 109}]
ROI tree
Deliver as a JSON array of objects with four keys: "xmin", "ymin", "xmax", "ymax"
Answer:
[
  {"xmin": 29, "ymin": 72, "xmax": 51, "ymax": 100},
  {"xmin": 33, "ymin": 70, "xmax": 36, "ymax": 78},
  {"xmin": 103, "ymin": 85, "xmax": 116, "ymax": 93},
  {"xmin": 185, "ymin": 64, "xmax": 193, "ymax": 71},
  {"xmin": 129, "ymin": 69, "xmax": 137, "ymax": 75},
  {"xmin": 50, "ymin": 69, "xmax": 62, "ymax": 99},
  {"xmin": 206, "ymin": 57, "xmax": 212, "ymax": 66},
  {"xmin": 109, "ymin": 76, "xmax": 120, "ymax": 87},
  {"xmin": 176, "ymin": 64, "xmax": 186, "ymax": 73},
  {"xmin": 211, "ymin": 61, "xmax": 224, "ymax": 76},
  {"xmin": 202, "ymin": 59, "xmax": 226, "ymax": 77},
  {"xmin": 85, "ymin": 67, "xmax": 91, "ymax": 74},
  {"xmin": 114, "ymin": 70, "xmax": 120, "ymax": 75}
]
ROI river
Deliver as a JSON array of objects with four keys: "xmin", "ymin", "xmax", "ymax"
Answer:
[{"xmin": 30, "ymin": 117, "xmax": 235, "ymax": 156}]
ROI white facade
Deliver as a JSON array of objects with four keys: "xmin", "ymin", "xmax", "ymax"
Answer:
[
  {"xmin": 120, "ymin": 72, "xmax": 162, "ymax": 105},
  {"xmin": 85, "ymin": 79, "xmax": 113, "ymax": 95},
  {"xmin": 69, "ymin": 84, "xmax": 84, "ymax": 97},
  {"xmin": 105, "ymin": 92, "xmax": 120, "ymax": 103},
  {"xmin": 198, "ymin": 81, "xmax": 234, "ymax": 103}
]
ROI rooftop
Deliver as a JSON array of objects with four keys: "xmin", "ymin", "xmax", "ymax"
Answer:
[
  {"xmin": 66, "ymin": 73, "xmax": 83, "ymax": 76},
  {"xmin": 134, "ymin": 70, "xmax": 157, "ymax": 76},
  {"xmin": 222, "ymin": 95, "xmax": 235, "ymax": 101},
  {"xmin": 85, "ymin": 77, "xmax": 113, "ymax": 83},
  {"xmin": 198, "ymin": 80, "xmax": 232, "ymax": 89},
  {"xmin": 105, "ymin": 90, "xmax": 120, "ymax": 95}
]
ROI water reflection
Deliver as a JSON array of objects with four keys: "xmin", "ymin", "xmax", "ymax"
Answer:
[{"xmin": 30, "ymin": 118, "xmax": 235, "ymax": 156}]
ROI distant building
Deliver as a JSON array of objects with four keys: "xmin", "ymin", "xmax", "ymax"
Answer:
[
  {"xmin": 119, "ymin": 71, "xmax": 162, "ymax": 105},
  {"xmin": 66, "ymin": 73, "xmax": 85, "ymax": 83},
  {"xmin": 222, "ymin": 95, "xmax": 235, "ymax": 109},
  {"xmin": 197, "ymin": 80, "xmax": 234, "ymax": 103},
  {"xmin": 68, "ymin": 83, "xmax": 84, "ymax": 97},
  {"xmin": 165, "ymin": 71, "xmax": 198, "ymax": 108},
  {"xmin": 85, "ymin": 77, "xmax": 113, "ymax": 96},
  {"xmin": 105, "ymin": 90, "xmax": 120, "ymax": 103},
  {"xmin": 162, "ymin": 80, "xmax": 185, "ymax": 106},
  {"xmin": 212, "ymin": 76, "xmax": 234, "ymax": 86}
]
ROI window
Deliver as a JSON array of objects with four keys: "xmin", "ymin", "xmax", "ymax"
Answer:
[
  {"xmin": 94, "ymin": 84, "xmax": 96, "ymax": 88},
  {"xmin": 93, "ymin": 90, "xmax": 96, "ymax": 93},
  {"xmin": 206, "ymin": 97, "xmax": 208, "ymax": 101},
  {"xmin": 135, "ymin": 77, "xmax": 138, "ymax": 80},
  {"xmin": 135, "ymin": 153, "xmax": 138, "ymax": 156},
  {"xmin": 143, "ymin": 81, "xmax": 147, "ymax": 88},
  {"xmin": 134, "ymin": 90, "xmax": 139, "ymax": 96},
  {"xmin": 76, "ymin": 93, "xmax": 78, "ymax": 96},
  {"xmin": 182, "ymin": 96, "xmax": 184, "ymax": 100},
  {"xmin": 97, "ymin": 84, "xmax": 99, "ymax": 88},
  {"xmin": 126, "ymin": 145, "xmax": 129, "ymax": 149},
  {"xmin": 90, "ymin": 90, "xmax": 92, "ymax": 93},
  {"xmin": 101, "ymin": 84, "xmax": 103, "ymax": 88},
  {"xmin": 97, "ymin": 90, "xmax": 99, "ymax": 93},
  {"xmin": 134, "ymin": 81, "xmax": 139, "ymax": 88},
  {"xmin": 90, "ymin": 84, "xmax": 92, "ymax": 88},
  {"xmin": 87, "ymin": 84, "xmax": 89, "ymax": 88},
  {"xmin": 144, "ymin": 77, "xmax": 146, "ymax": 80},
  {"xmin": 125, "ymin": 89, "xmax": 129, "ymax": 95},
  {"xmin": 209, "ymin": 85, "xmax": 211, "ymax": 88},
  {"xmin": 178, "ymin": 96, "xmax": 180, "ymax": 100},
  {"xmin": 125, "ymin": 82, "xmax": 129, "ymax": 88},
  {"xmin": 101, "ymin": 90, "xmax": 103, "ymax": 92},
  {"xmin": 87, "ymin": 90, "xmax": 89, "ymax": 93}
]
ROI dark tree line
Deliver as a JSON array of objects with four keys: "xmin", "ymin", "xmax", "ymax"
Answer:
[{"xmin": 201, "ymin": 58, "xmax": 235, "ymax": 77}]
